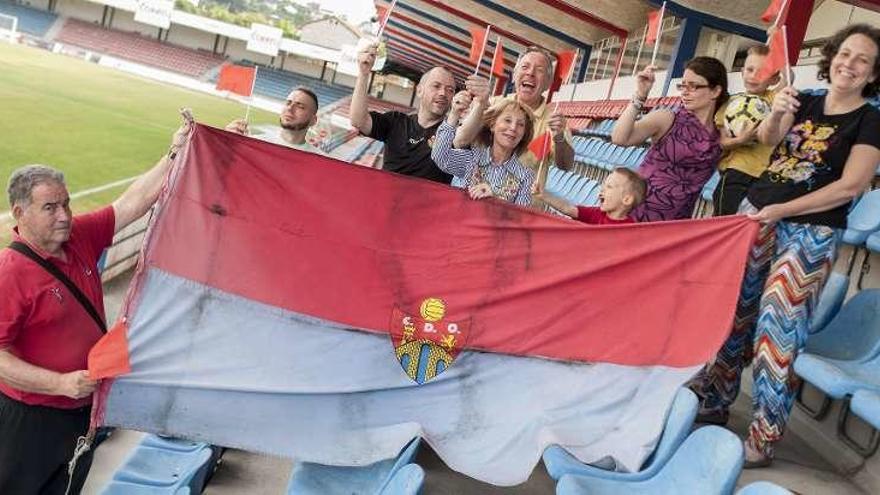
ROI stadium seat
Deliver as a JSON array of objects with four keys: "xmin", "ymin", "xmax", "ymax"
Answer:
[
  {"xmin": 102, "ymin": 481, "xmax": 191, "ymax": 495},
  {"xmin": 555, "ymin": 426, "xmax": 743, "ymax": 495},
  {"xmin": 379, "ymin": 463, "xmax": 425, "ymax": 495},
  {"xmin": 851, "ymin": 390, "xmax": 880, "ymax": 431},
  {"xmin": 795, "ymin": 290, "xmax": 880, "ymax": 399},
  {"xmin": 286, "ymin": 437, "xmax": 422, "ymax": 495},
  {"xmin": 804, "ymin": 289, "xmax": 880, "ymax": 361},
  {"xmin": 735, "ymin": 481, "xmax": 794, "ymax": 494},
  {"xmin": 869, "ymin": 231, "xmax": 880, "ymax": 253},
  {"xmin": 543, "ymin": 388, "xmax": 698, "ymax": 482},
  {"xmin": 104, "ymin": 443, "xmax": 213, "ymax": 495},
  {"xmin": 841, "ymin": 189, "xmax": 880, "ymax": 246}
]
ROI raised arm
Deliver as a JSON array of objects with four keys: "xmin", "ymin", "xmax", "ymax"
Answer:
[
  {"xmin": 350, "ymin": 41, "xmax": 378, "ymax": 136},
  {"xmin": 611, "ymin": 65, "xmax": 674, "ymax": 147},
  {"xmin": 757, "ymin": 86, "xmax": 799, "ymax": 148},
  {"xmin": 536, "ymin": 191, "xmax": 578, "ymax": 218},
  {"xmin": 431, "ymin": 92, "xmax": 478, "ymax": 179},
  {"xmin": 112, "ymin": 120, "xmax": 190, "ymax": 233},
  {"xmin": 453, "ymin": 75, "xmax": 491, "ymax": 149}
]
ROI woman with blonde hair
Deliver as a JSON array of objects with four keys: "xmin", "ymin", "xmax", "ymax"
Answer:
[{"xmin": 432, "ymin": 94, "xmax": 536, "ymax": 206}]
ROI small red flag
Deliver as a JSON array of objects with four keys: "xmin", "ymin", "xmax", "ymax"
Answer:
[
  {"xmin": 646, "ymin": 10, "xmax": 661, "ymax": 44},
  {"xmin": 757, "ymin": 26, "xmax": 786, "ymax": 82},
  {"xmin": 469, "ymin": 26, "xmax": 488, "ymax": 66},
  {"xmin": 493, "ymin": 76, "xmax": 507, "ymax": 96},
  {"xmin": 376, "ymin": 5, "xmax": 389, "ymax": 25},
  {"xmin": 553, "ymin": 50, "xmax": 577, "ymax": 87},
  {"xmin": 491, "ymin": 40, "xmax": 505, "ymax": 77},
  {"xmin": 761, "ymin": 0, "xmax": 790, "ymax": 24},
  {"xmin": 216, "ymin": 63, "xmax": 256, "ymax": 97},
  {"xmin": 528, "ymin": 131, "xmax": 552, "ymax": 161}
]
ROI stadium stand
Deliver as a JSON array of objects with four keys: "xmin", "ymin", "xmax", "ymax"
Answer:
[
  {"xmin": 0, "ymin": 0, "xmax": 56, "ymax": 37},
  {"xmin": 223, "ymin": 62, "xmax": 351, "ymax": 108},
  {"xmin": 55, "ymin": 18, "xmax": 224, "ymax": 78}
]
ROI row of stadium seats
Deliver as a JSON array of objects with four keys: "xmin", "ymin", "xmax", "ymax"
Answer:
[
  {"xmin": 229, "ymin": 62, "xmax": 352, "ymax": 108},
  {"xmin": 792, "ymin": 189, "xmax": 880, "ymax": 454},
  {"xmin": 55, "ymin": 18, "xmax": 224, "ymax": 78},
  {"xmin": 0, "ymin": 0, "xmax": 57, "ymax": 37},
  {"xmin": 102, "ymin": 435, "xmax": 221, "ymax": 494}
]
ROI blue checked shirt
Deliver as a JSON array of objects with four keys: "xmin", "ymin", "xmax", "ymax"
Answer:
[{"xmin": 431, "ymin": 122, "xmax": 535, "ymax": 206}]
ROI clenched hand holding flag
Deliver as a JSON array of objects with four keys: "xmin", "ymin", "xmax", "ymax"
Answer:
[{"xmin": 89, "ymin": 125, "xmax": 758, "ymax": 485}]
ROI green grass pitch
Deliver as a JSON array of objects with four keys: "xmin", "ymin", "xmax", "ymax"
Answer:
[{"xmin": 0, "ymin": 41, "xmax": 277, "ymax": 241}]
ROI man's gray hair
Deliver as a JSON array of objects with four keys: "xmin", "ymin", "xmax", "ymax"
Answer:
[
  {"xmin": 515, "ymin": 46, "xmax": 555, "ymax": 87},
  {"xmin": 7, "ymin": 165, "xmax": 65, "ymax": 209}
]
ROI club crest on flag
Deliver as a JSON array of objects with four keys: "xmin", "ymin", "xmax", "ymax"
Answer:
[{"xmin": 390, "ymin": 298, "xmax": 470, "ymax": 385}]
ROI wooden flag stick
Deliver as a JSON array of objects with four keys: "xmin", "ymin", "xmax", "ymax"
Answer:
[
  {"xmin": 244, "ymin": 66, "xmax": 259, "ymax": 122},
  {"xmin": 649, "ymin": 1, "xmax": 666, "ymax": 67},
  {"xmin": 781, "ymin": 25, "xmax": 791, "ymax": 87},
  {"xmin": 376, "ymin": 0, "xmax": 397, "ymax": 38}
]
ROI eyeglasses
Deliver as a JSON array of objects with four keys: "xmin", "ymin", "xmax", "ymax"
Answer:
[{"xmin": 676, "ymin": 82, "xmax": 711, "ymax": 92}]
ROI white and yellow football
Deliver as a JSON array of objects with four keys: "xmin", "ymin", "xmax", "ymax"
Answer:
[{"xmin": 723, "ymin": 94, "xmax": 771, "ymax": 138}]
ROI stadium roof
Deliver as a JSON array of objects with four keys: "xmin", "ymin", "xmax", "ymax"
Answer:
[{"xmin": 373, "ymin": 0, "xmax": 850, "ymax": 82}]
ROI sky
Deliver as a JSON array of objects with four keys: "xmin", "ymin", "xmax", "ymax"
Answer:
[{"xmin": 303, "ymin": 0, "xmax": 377, "ymax": 24}]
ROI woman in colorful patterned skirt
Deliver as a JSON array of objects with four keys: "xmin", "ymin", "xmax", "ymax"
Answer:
[
  {"xmin": 612, "ymin": 57, "xmax": 728, "ymax": 222},
  {"xmin": 691, "ymin": 24, "xmax": 880, "ymax": 468}
]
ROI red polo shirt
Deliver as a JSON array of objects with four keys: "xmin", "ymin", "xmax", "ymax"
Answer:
[
  {"xmin": 0, "ymin": 206, "xmax": 115, "ymax": 409},
  {"xmin": 576, "ymin": 206, "xmax": 636, "ymax": 225}
]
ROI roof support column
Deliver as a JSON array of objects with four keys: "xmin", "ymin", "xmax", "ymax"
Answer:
[
  {"xmin": 577, "ymin": 45, "xmax": 592, "ymax": 83},
  {"xmin": 661, "ymin": 17, "xmax": 702, "ymax": 96}
]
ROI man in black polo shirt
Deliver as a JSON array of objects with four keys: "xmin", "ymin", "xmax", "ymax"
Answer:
[{"xmin": 350, "ymin": 41, "xmax": 455, "ymax": 184}]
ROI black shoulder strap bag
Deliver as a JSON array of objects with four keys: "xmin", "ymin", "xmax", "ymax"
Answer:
[{"xmin": 8, "ymin": 241, "xmax": 107, "ymax": 333}]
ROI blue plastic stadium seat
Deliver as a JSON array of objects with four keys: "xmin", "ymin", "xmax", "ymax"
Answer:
[
  {"xmin": 102, "ymin": 481, "xmax": 190, "ymax": 495},
  {"xmin": 810, "ymin": 271, "xmax": 850, "ymax": 334},
  {"xmin": 555, "ymin": 426, "xmax": 743, "ymax": 495},
  {"xmin": 867, "ymin": 231, "xmax": 880, "ymax": 253},
  {"xmin": 851, "ymin": 390, "xmax": 880, "ymax": 431},
  {"xmin": 841, "ymin": 190, "xmax": 880, "ymax": 245},
  {"xmin": 796, "ymin": 290, "xmax": 880, "ymax": 399},
  {"xmin": 736, "ymin": 481, "xmax": 794, "ymax": 495},
  {"xmin": 286, "ymin": 437, "xmax": 421, "ymax": 495},
  {"xmin": 103, "ymin": 444, "xmax": 213, "ymax": 495},
  {"xmin": 543, "ymin": 388, "xmax": 698, "ymax": 482},
  {"xmin": 805, "ymin": 289, "xmax": 880, "ymax": 360},
  {"xmin": 380, "ymin": 463, "xmax": 424, "ymax": 495}
]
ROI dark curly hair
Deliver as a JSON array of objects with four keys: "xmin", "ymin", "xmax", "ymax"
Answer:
[
  {"xmin": 685, "ymin": 56, "xmax": 729, "ymax": 113},
  {"xmin": 817, "ymin": 23, "xmax": 880, "ymax": 98}
]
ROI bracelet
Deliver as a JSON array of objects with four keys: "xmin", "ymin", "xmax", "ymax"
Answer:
[{"xmin": 630, "ymin": 94, "xmax": 646, "ymax": 112}]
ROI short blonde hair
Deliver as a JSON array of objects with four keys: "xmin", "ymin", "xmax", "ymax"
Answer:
[
  {"xmin": 612, "ymin": 167, "xmax": 647, "ymax": 207},
  {"xmin": 476, "ymin": 100, "xmax": 535, "ymax": 156}
]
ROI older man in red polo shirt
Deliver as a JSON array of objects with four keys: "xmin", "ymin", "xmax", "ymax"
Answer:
[{"xmin": 0, "ymin": 121, "xmax": 190, "ymax": 494}]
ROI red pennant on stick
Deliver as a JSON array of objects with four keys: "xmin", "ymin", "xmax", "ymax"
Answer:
[
  {"xmin": 761, "ymin": 0, "xmax": 790, "ymax": 24},
  {"xmin": 528, "ymin": 130, "xmax": 552, "ymax": 162},
  {"xmin": 216, "ymin": 63, "xmax": 257, "ymax": 97},
  {"xmin": 646, "ymin": 10, "xmax": 662, "ymax": 44},
  {"xmin": 491, "ymin": 39, "xmax": 505, "ymax": 77},
  {"xmin": 757, "ymin": 26, "xmax": 787, "ymax": 82},
  {"xmin": 469, "ymin": 26, "xmax": 489, "ymax": 66}
]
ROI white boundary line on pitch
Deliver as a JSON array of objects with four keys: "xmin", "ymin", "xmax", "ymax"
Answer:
[{"xmin": 0, "ymin": 175, "xmax": 140, "ymax": 222}]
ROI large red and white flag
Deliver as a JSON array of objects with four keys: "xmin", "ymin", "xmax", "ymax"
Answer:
[{"xmin": 89, "ymin": 125, "xmax": 758, "ymax": 485}]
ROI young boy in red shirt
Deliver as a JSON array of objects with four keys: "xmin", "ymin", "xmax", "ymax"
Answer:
[{"xmin": 537, "ymin": 167, "xmax": 646, "ymax": 225}]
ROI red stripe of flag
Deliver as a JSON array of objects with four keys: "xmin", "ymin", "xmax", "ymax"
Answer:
[
  {"xmin": 645, "ymin": 10, "xmax": 661, "ymax": 44},
  {"xmin": 757, "ymin": 27, "xmax": 786, "ymax": 82},
  {"xmin": 469, "ymin": 26, "xmax": 488, "ymax": 66}
]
